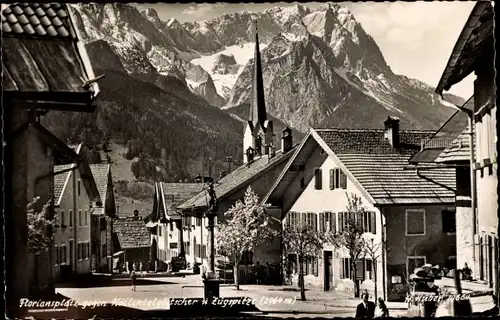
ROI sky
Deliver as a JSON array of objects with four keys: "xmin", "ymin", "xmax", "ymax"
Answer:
[{"xmin": 134, "ymin": 2, "xmax": 477, "ymax": 99}]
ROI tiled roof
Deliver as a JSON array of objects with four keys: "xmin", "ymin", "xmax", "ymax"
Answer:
[
  {"xmin": 435, "ymin": 129, "xmax": 471, "ymax": 163},
  {"xmin": 2, "ymin": 3, "xmax": 98, "ymax": 101},
  {"xmin": 113, "ymin": 218, "xmax": 151, "ymax": 249},
  {"xmin": 315, "ymin": 129, "xmax": 456, "ymax": 204},
  {"xmin": 54, "ymin": 164, "xmax": 74, "ymax": 205},
  {"xmin": 2, "ymin": 3, "xmax": 73, "ymax": 38},
  {"xmin": 90, "ymin": 164, "xmax": 111, "ymax": 213},
  {"xmin": 179, "ymin": 150, "xmax": 296, "ymax": 210},
  {"xmin": 161, "ymin": 182, "xmax": 204, "ymax": 214}
]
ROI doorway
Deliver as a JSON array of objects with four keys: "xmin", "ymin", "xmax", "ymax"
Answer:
[{"xmin": 324, "ymin": 251, "xmax": 333, "ymax": 291}]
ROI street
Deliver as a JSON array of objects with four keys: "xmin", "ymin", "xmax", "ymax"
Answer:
[{"xmin": 55, "ymin": 274, "xmax": 408, "ymax": 318}]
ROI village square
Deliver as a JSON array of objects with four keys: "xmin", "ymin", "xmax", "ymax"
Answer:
[{"xmin": 2, "ymin": 1, "xmax": 498, "ymax": 318}]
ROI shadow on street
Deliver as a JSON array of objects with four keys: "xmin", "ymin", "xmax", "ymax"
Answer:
[{"xmin": 56, "ymin": 274, "xmax": 175, "ymax": 288}]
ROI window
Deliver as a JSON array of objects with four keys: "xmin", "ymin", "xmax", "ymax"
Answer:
[
  {"xmin": 69, "ymin": 210, "xmax": 73, "ymax": 228},
  {"xmin": 77, "ymin": 180, "xmax": 81, "ymax": 196},
  {"xmin": 300, "ymin": 177, "xmax": 305, "ymax": 189},
  {"xmin": 305, "ymin": 212, "xmax": 317, "ymax": 230},
  {"xmin": 286, "ymin": 211, "xmax": 301, "ymax": 229},
  {"xmin": 362, "ymin": 211, "xmax": 376, "ymax": 234},
  {"xmin": 319, "ymin": 212, "xmax": 336, "ymax": 233},
  {"xmin": 442, "ymin": 208, "xmax": 456, "ymax": 234},
  {"xmin": 405, "ymin": 209, "xmax": 426, "ymax": 236},
  {"xmin": 330, "ymin": 168, "xmax": 347, "ymax": 190},
  {"xmin": 102, "ymin": 244, "xmax": 107, "ymax": 258},
  {"xmin": 78, "ymin": 210, "xmax": 82, "ymax": 227},
  {"xmin": 69, "ymin": 240, "xmax": 74, "ymax": 265},
  {"xmin": 196, "ymin": 217, "xmax": 202, "ymax": 227},
  {"xmin": 340, "ymin": 258, "xmax": 351, "ymax": 279},
  {"xmin": 60, "ymin": 245, "xmax": 67, "ymax": 264},
  {"xmin": 60, "ymin": 211, "xmax": 65, "ymax": 227},
  {"xmin": 314, "ymin": 168, "xmax": 322, "ymax": 190},
  {"xmin": 338, "ymin": 212, "xmax": 352, "ymax": 232},
  {"xmin": 302, "ymin": 256, "xmax": 318, "ymax": 276},
  {"xmin": 158, "ymin": 225, "xmax": 162, "ymax": 237},
  {"xmin": 55, "ymin": 246, "xmax": 60, "ymax": 265},
  {"xmin": 170, "ymin": 222, "xmax": 174, "ymax": 232},
  {"xmin": 77, "ymin": 243, "xmax": 82, "ymax": 261},
  {"xmin": 169, "ymin": 242, "xmax": 177, "ymax": 249},
  {"xmin": 86, "ymin": 242, "xmax": 90, "ymax": 260},
  {"xmin": 84, "ymin": 210, "xmax": 88, "ymax": 226},
  {"xmin": 407, "ymin": 256, "xmax": 426, "ymax": 277}
]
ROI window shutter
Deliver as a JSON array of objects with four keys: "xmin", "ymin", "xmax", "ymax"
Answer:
[
  {"xmin": 313, "ymin": 212, "xmax": 318, "ymax": 231},
  {"xmin": 330, "ymin": 169, "xmax": 335, "ymax": 190},
  {"xmin": 319, "ymin": 212, "xmax": 325, "ymax": 232},
  {"xmin": 356, "ymin": 212, "xmax": 363, "ymax": 229},
  {"xmin": 338, "ymin": 212, "xmax": 344, "ymax": 232},
  {"xmin": 314, "ymin": 169, "xmax": 323, "ymax": 190},
  {"xmin": 339, "ymin": 170, "xmax": 347, "ymax": 189},
  {"xmin": 331, "ymin": 212, "xmax": 336, "ymax": 233},
  {"xmin": 370, "ymin": 212, "xmax": 376, "ymax": 234},
  {"xmin": 301, "ymin": 212, "xmax": 307, "ymax": 229}
]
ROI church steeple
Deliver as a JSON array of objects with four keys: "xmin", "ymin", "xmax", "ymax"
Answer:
[
  {"xmin": 243, "ymin": 20, "xmax": 273, "ymax": 164},
  {"xmin": 250, "ymin": 21, "xmax": 267, "ymax": 129}
]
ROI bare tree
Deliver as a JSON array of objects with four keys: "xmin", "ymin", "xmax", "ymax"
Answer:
[
  {"xmin": 282, "ymin": 219, "xmax": 325, "ymax": 301},
  {"xmin": 362, "ymin": 237, "xmax": 387, "ymax": 301},
  {"xmin": 330, "ymin": 193, "xmax": 366, "ymax": 298}
]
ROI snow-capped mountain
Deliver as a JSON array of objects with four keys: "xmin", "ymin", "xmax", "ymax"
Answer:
[{"xmin": 69, "ymin": 2, "xmax": 464, "ymax": 131}]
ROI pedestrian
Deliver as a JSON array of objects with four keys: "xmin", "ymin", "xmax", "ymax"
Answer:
[
  {"xmin": 139, "ymin": 262, "xmax": 144, "ymax": 277},
  {"xmin": 132, "ymin": 261, "xmax": 137, "ymax": 272},
  {"xmin": 355, "ymin": 292, "xmax": 376, "ymax": 318},
  {"xmin": 130, "ymin": 270, "xmax": 137, "ymax": 291},
  {"xmin": 374, "ymin": 298, "xmax": 389, "ymax": 317}
]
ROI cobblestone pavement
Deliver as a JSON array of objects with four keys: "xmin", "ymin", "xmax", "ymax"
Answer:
[{"xmin": 55, "ymin": 274, "xmax": 409, "ymax": 317}]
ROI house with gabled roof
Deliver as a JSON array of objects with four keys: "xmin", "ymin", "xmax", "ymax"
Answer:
[
  {"xmin": 112, "ymin": 215, "xmax": 152, "ymax": 270},
  {"xmin": 146, "ymin": 182, "xmax": 205, "ymax": 271},
  {"xmin": 263, "ymin": 117, "xmax": 457, "ymax": 301},
  {"xmin": 2, "ymin": 3, "xmax": 102, "ymax": 312},
  {"xmin": 90, "ymin": 163, "xmax": 117, "ymax": 273},
  {"xmin": 53, "ymin": 143, "xmax": 101, "ymax": 280}
]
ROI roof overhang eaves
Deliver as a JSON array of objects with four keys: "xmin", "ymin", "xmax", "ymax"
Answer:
[
  {"xmin": 261, "ymin": 130, "xmax": 314, "ymax": 205},
  {"xmin": 436, "ymin": 2, "xmax": 493, "ymax": 95}
]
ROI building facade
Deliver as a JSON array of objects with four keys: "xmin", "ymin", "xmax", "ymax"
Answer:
[
  {"xmin": 434, "ymin": 1, "xmax": 498, "ymax": 298},
  {"xmin": 264, "ymin": 119, "xmax": 457, "ymax": 301},
  {"xmin": 90, "ymin": 163, "xmax": 117, "ymax": 274},
  {"xmin": 53, "ymin": 145, "xmax": 101, "ymax": 280}
]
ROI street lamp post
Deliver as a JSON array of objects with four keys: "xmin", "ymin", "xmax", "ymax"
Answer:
[
  {"xmin": 202, "ymin": 182, "xmax": 222, "ymax": 300},
  {"xmin": 225, "ymin": 156, "xmax": 232, "ymax": 174}
]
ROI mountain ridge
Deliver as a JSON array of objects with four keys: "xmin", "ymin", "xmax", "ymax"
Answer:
[{"xmin": 42, "ymin": 2, "xmax": 466, "ymax": 189}]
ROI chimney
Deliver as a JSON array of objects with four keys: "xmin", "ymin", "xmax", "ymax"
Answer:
[
  {"xmin": 384, "ymin": 116, "xmax": 400, "ymax": 148},
  {"xmin": 281, "ymin": 127, "xmax": 293, "ymax": 153}
]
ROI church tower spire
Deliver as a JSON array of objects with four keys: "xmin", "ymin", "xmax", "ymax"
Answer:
[
  {"xmin": 250, "ymin": 21, "xmax": 267, "ymax": 128},
  {"xmin": 243, "ymin": 20, "xmax": 273, "ymax": 164}
]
